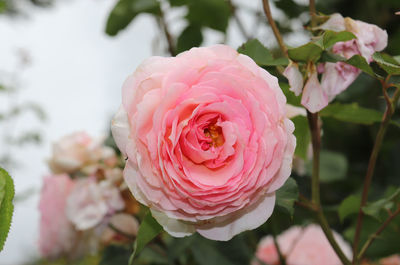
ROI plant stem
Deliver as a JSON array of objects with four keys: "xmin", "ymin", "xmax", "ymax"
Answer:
[
  {"xmin": 352, "ymin": 85, "xmax": 400, "ymax": 264},
  {"xmin": 261, "ymin": 0, "xmax": 287, "ymax": 56},
  {"xmin": 306, "ymin": 111, "xmax": 352, "ymax": 265},
  {"xmin": 357, "ymin": 206, "xmax": 400, "ymax": 261},
  {"xmin": 273, "ymin": 235, "xmax": 287, "ymax": 265},
  {"xmin": 309, "ymin": 0, "xmax": 316, "ymax": 27},
  {"xmin": 158, "ymin": 5, "xmax": 176, "ymax": 56},
  {"xmin": 307, "ymin": 111, "xmax": 320, "ymax": 205}
]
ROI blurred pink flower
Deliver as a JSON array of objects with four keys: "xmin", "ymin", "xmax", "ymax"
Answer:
[
  {"xmin": 66, "ymin": 177, "xmax": 125, "ymax": 230},
  {"xmin": 38, "ymin": 174, "xmax": 76, "ymax": 258},
  {"xmin": 112, "ymin": 45, "xmax": 296, "ymax": 241},
  {"xmin": 255, "ymin": 224, "xmax": 352, "ymax": 265},
  {"xmin": 380, "ymin": 255, "xmax": 400, "ymax": 265},
  {"xmin": 286, "ymin": 14, "xmax": 387, "ymax": 113},
  {"xmin": 48, "ymin": 131, "xmax": 116, "ymax": 174}
]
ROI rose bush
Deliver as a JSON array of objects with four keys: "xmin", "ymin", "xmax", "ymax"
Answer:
[
  {"xmin": 112, "ymin": 45, "xmax": 296, "ymax": 241},
  {"xmin": 255, "ymin": 224, "xmax": 352, "ymax": 265}
]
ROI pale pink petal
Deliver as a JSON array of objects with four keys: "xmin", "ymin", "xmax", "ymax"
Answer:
[
  {"xmin": 111, "ymin": 105, "xmax": 130, "ymax": 157},
  {"xmin": 283, "ymin": 63, "xmax": 303, "ymax": 96},
  {"xmin": 301, "ymin": 71, "xmax": 329, "ymax": 113}
]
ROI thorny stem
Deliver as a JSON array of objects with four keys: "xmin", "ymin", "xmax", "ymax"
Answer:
[
  {"xmin": 352, "ymin": 84, "xmax": 400, "ymax": 264},
  {"xmin": 357, "ymin": 206, "xmax": 400, "ymax": 261},
  {"xmin": 306, "ymin": 111, "xmax": 352, "ymax": 265},
  {"xmin": 261, "ymin": 0, "xmax": 288, "ymax": 56}
]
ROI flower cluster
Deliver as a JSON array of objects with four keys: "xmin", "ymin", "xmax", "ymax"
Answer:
[
  {"xmin": 284, "ymin": 13, "xmax": 388, "ymax": 113},
  {"xmin": 38, "ymin": 132, "xmax": 139, "ymax": 259}
]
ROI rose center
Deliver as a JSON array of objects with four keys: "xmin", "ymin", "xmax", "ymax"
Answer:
[{"xmin": 204, "ymin": 124, "xmax": 224, "ymax": 148}]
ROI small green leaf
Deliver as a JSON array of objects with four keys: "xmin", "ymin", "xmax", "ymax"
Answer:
[
  {"xmin": 319, "ymin": 151, "xmax": 348, "ymax": 183},
  {"xmin": 322, "ymin": 30, "xmax": 356, "ymax": 49},
  {"xmin": 0, "ymin": 167, "xmax": 15, "ymax": 252},
  {"xmin": 292, "ymin": 116, "xmax": 310, "ymax": 160},
  {"xmin": 320, "ymin": 51, "xmax": 346, "ymax": 63},
  {"xmin": 287, "ymin": 42, "xmax": 323, "ymax": 62},
  {"xmin": 105, "ymin": 0, "xmax": 161, "ymax": 36},
  {"xmin": 129, "ymin": 211, "xmax": 163, "ymax": 263},
  {"xmin": 176, "ymin": 25, "xmax": 203, "ymax": 53},
  {"xmin": 372, "ymin": 52, "xmax": 400, "ymax": 75},
  {"xmin": 276, "ymin": 178, "xmax": 299, "ymax": 216},
  {"xmin": 238, "ymin": 39, "xmax": 273, "ymax": 65},
  {"xmin": 362, "ymin": 188, "xmax": 400, "ymax": 221},
  {"xmin": 346, "ymin": 55, "xmax": 376, "ymax": 77},
  {"xmin": 320, "ymin": 103, "xmax": 383, "ymax": 125},
  {"xmin": 186, "ymin": 0, "xmax": 231, "ymax": 32},
  {"xmin": 338, "ymin": 194, "xmax": 361, "ymax": 222}
]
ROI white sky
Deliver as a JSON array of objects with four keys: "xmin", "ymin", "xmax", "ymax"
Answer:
[{"xmin": 0, "ymin": 0, "xmax": 306, "ymax": 264}]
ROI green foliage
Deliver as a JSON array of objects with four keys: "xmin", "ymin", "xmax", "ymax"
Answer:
[
  {"xmin": 186, "ymin": 0, "xmax": 231, "ymax": 32},
  {"xmin": 339, "ymin": 194, "xmax": 361, "ymax": 222},
  {"xmin": 322, "ymin": 30, "xmax": 356, "ymax": 49},
  {"xmin": 190, "ymin": 234, "xmax": 251, "ymax": 265},
  {"xmin": 177, "ymin": 25, "xmax": 203, "ymax": 53},
  {"xmin": 130, "ymin": 211, "xmax": 163, "ymax": 264},
  {"xmin": 100, "ymin": 245, "xmax": 131, "ymax": 265},
  {"xmin": 319, "ymin": 103, "xmax": 383, "ymax": 125},
  {"xmin": 276, "ymin": 178, "xmax": 299, "ymax": 216},
  {"xmin": 372, "ymin": 52, "xmax": 400, "ymax": 75},
  {"xmin": 167, "ymin": 0, "xmax": 187, "ymax": 6},
  {"xmin": 346, "ymin": 55, "xmax": 376, "ymax": 77},
  {"xmin": 292, "ymin": 116, "xmax": 310, "ymax": 160},
  {"xmin": 105, "ymin": 0, "xmax": 161, "ymax": 36},
  {"xmin": 287, "ymin": 42, "xmax": 323, "ymax": 62},
  {"xmin": 318, "ymin": 151, "xmax": 348, "ymax": 183},
  {"xmin": 0, "ymin": 167, "xmax": 15, "ymax": 252},
  {"xmin": 362, "ymin": 188, "xmax": 400, "ymax": 221},
  {"xmin": 238, "ymin": 39, "xmax": 289, "ymax": 66}
]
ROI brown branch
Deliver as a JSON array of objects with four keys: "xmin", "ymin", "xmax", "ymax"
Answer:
[
  {"xmin": 357, "ymin": 206, "xmax": 400, "ymax": 261},
  {"xmin": 228, "ymin": 0, "xmax": 249, "ymax": 40},
  {"xmin": 352, "ymin": 85, "xmax": 400, "ymax": 264},
  {"xmin": 261, "ymin": 0, "xmax": 287, "ymax": 56},
  {"xmin": 158, "ymin": 6, "xmax": 176, "ymax": 56}
]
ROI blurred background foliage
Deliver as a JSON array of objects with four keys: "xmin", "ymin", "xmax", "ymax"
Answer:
[{"xmin": 1, "ymin": 0, "xmax": 399, "ymax": 264}]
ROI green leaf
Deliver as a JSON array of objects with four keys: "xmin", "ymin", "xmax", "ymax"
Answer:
[
  {"xmin": 346, "ymin": 55, "xmax": 376, "ymax": 77},
  {"xmin": 0, "ymin": 167, "xmax": 15, "ymax": 252},
  {"xmin": 186, "ymin": 0, "xmax": 231, "ymax": 32},
  {"xmin": 176, "ymin": 25, "xmax": 203, "ymax": 53},
  {"xmin": 322, "ymin": 30, "xmax": 356, "ymax": 49},
  {"xmin": 287, "ymin": 42, "xmax": 323, "ymax": 62},
  {"xmin": 129, "ymin": 211, "xmax": 163, "ymax": 263},
  {"xmin": 292, "ymin": 116, "xmax": 310, "ymax": 160},
  {"xmin": 320, "ymin": 51, "xmax": 346, "ymax": 63},
  {"xmin": 372, "ymin": 52, "xmax": 400, "ymax": 75},
  {"xmin": 276, "ymin": 178, "xmax": 299, "ymax": 216},
  {"xmin": 105, "ymin": 0, "xmax": 161, "ymax": 36},
  {"xmin": 319, "ymin": 151, "xmax": 348, "ymax": 183},
  {"xmin": 238, "ymin": 39, "xmax": 273, "ymax": 65},
  {"xmin": 362, "ymin": 188, "xmax": 400, "ymax": 221},
  {"xmin": 100, "ymin": 245, "xmax": 131, "ymax": 265},
  {"xmin": 320, "ymin": 103, "xmax": 383, "ymax": 125},
  {"xmin": 338, "ymin": 194, "xmax": 361, "ymax": 222}
]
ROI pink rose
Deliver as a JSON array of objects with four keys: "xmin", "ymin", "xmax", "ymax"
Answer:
[
  {"xmin": 48, "ymin": 131, "xmax": 116, "ymax": 174},
  {"xmin": 287, "ymin": 14, "xmax": 387, "ymax": 113},
  {"xmin": 38, "ymin": 174, "xmax": 76, "ymax": 258},
  {"xmin": 255, "ymin": 224, "xmax": 352, "ymax": 265},
  {"xmin": 66, "ymin": 178, "xmax": 125, "ymax": 230},
  {"xmin": 380, "ymin": 255, "xmax": 400, "ymax": 265},
  {"xmin": 111, "ymin": 45, "xmax": 296, "ymax": 241}
]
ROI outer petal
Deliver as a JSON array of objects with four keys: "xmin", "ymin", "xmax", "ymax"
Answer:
[
  {"xmin": 283, "ymin": 63, "xmax": 303, "ymax": 96},
  {"xmin": 301, "ymin": 71, "xmax": 329, "ymax": 113},
  {"xmin": 111, "ymin": 105, "xmax": 130, "ymax": 157},
  {"xmin": 196, "ymin": 193, "xmax": 276, "ymax": 241},
  {"xmin": 317, "ymin": 13, "xmax": 345, "ymax": 31},
  {"xmin": 151, "ymin": 209, "xmax": 196, "ymax": 237},
  {"xmin": 285, "ymin": 104, "xmax": 306, "ymax": 119}
]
